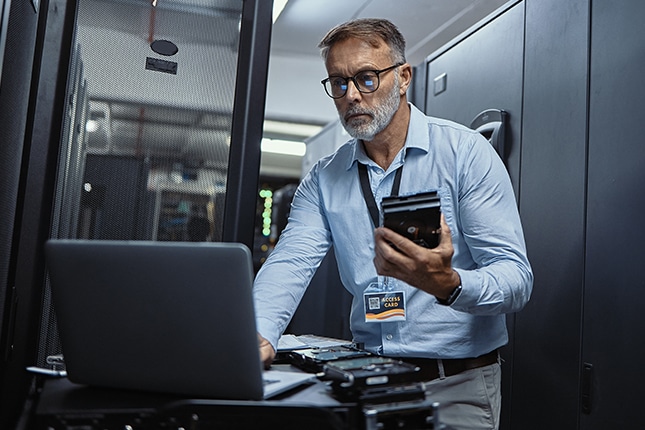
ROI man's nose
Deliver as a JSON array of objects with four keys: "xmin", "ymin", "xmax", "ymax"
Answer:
[{"xmin": 344, "ymin": 78, "xmax": 363, "ymax": 101}]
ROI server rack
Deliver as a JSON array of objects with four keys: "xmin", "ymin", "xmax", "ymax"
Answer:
[
  {"xmin": 0, "ymin": 0, "xmax": 272, "ymax": 428},
  {"xmin": 423, "ymin": 0, "xmax": 645, "ymax": 428}
]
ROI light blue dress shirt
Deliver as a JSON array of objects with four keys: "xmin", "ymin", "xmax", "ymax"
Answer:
[{"xmin": 254, "ymin": 104, "xmax": 533, "ymax": 359}]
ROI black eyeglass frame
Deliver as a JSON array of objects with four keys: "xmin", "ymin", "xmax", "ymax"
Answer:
[{"xmin": 321, "ymin": 62, "xmax": 405, "ymax": 99}]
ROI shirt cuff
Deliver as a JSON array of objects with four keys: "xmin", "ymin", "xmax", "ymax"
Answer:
[
  {"xmin": 256, "ymin": 317, "xmax": 283, "ymax": 352},
  {"xmin": 452, "ymin": 268, "xmax": 479, "ymax": 307}
]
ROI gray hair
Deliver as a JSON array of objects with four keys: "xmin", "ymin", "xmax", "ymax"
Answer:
[{"xmin": 318, "ymin": 18, "xmax": 406, "ymax": 64}]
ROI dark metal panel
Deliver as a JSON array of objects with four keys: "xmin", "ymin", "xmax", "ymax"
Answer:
[
  {"xmin": 424, "ymin": 1, "xmax": 524, "ymax": 197},
  {"xmin": 581, "ymin": 0, "xmax": 645, "ymax": 427},
  {"xmin": 0, "ymin": 0, "xmax": 35, "ymax": 355},
  {"xmin": 81, "ymin": 155, "xmax": 151, "ymax": 240},
  {"xmin": 409, "ymin": 63, "xmax": 427, "ymax": 113},
  {"xmin": 512, "ymin": 0, "xmax": 590, "ymax": 428},
  {"xmin": 223, "ymin": 0, "xmax": 272, "ymax": 250},
  {"xmin": 0, "ymin": 0, "xmax": 78, "ymax": 426}
]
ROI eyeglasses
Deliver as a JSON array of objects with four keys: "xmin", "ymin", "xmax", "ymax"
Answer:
[{"xmin": 321, "ymin": 62, "xmax": 404, "ymax": 99}]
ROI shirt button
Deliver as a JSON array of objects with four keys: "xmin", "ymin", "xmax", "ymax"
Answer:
[{"xmin": 385, "ymin": 334, "xmax": 393, "ymax": 340}]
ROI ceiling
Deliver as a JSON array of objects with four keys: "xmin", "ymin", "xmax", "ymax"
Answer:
[
  {"xmin": 75, "ymin": 0, "xmax": 511, "ymax": 180},
  {"xmin": 266, "ymin": 0, "xmax": 510, "ymax": 127}
]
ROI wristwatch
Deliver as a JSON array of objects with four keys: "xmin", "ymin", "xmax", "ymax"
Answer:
[{"xmin": 436, "ymin": 285, "xmax": 462, "ymax": 306}]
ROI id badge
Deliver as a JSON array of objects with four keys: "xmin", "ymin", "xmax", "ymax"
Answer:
[{"xmin": 363, "ymin": 281, "xmax": 406, "ymax": 323}]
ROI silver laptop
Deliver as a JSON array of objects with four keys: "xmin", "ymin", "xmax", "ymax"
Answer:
[{"xmin": 44, "ymin": 239, "xmax": 314, "ymax": 400}]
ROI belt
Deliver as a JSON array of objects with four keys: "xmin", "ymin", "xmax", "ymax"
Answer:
[{"xmin": 404, "ymin": 349, "xmax": 499, "ymax": 381}]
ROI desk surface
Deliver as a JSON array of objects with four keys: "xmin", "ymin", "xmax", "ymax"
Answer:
[
  {"xmin": 33, "ymin": 366, "xmax": 356, "ymax": 430},
  {"xmin": 32, "ymin": 364, "xmax": 440, "ymax": 430}
]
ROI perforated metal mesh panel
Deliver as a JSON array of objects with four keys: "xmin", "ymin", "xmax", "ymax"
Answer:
[{"xmin": 39, "ymin": 0, "xmax": 245, "ymax": 368}]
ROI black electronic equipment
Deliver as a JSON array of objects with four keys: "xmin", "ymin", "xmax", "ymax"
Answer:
[
  {"xmin": 381, "ymin": 191, "xmax": 441, "ymax": 249},
  {"xmin": 288, "ymin": 345, "xmax": 371, "ymax": 373},
  {"xmin": 322, "ymin": 356, "xmax": 441, "ymax": 429},
  {"xmin": 287, "ymin": 346, "xmax": 443, "ymax": 429},
  {"xmin": 322, "ymin": 356, "xmax": 422, "ymax": 401}
]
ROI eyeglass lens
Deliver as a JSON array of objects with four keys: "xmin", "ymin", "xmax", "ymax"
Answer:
[{"xmin": 326, "ymin": 71, "xmax": 380, "ymax": 98}]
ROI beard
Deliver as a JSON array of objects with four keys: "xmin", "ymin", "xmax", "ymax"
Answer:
[{"xmin": 339, "ymin": 73, "xmax": 401, "ymax": 141}]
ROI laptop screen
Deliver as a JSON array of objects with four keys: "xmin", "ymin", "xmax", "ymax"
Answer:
[{"xmin": 45, "ymin": 240, "xmax": 266, "ymax": 399}]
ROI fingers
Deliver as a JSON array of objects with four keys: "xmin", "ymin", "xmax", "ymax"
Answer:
[
  {"xmin": 373, "ymin": 227, "xmax": 415, "ymax": 279},
  {"xmin": 439, "ymin": 213, "xmax": 451, "ymax": 244},
  {"xmin": 373, "ymin": 217, "xmax": 455, "ymax": 293},
  {"xmin": 374, "ymin": 227, "xmax": 413, "ymax": 257},
  {"xmin": 376, "ymin": 221, "xmax": 447, "ymax": 257}
]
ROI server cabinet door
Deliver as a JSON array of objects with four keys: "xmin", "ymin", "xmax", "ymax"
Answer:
[
  {"xmin": 51, "ymin": 0, "xmax": 268, "ymax": 248},
  {"xmin": 9, "ymin": 3, "xmax": 271, "ymax": 429},
  {"xmin": 582, "ymin": 0, "xmax": 645, "ymax": 427},
  {"xmin": 513, "ymin": 0, "xmax": 590, "ymax": 428},
  {"xmin": 424, "ymin": 1, "xmax": 524, "ymax": 196}
]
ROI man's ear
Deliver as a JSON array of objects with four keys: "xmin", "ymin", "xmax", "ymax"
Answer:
[{"xmin": 399, "ymin": 63, "xmax": 413, "ymax": 95}]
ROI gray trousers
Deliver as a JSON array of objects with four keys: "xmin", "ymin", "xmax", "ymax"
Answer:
[{"xmin": 424, "ymin": 362, "xmax": 501, "ymax": 430}]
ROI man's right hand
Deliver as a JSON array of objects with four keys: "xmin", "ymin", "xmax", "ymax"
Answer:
[
  {"xmin": 373, "ymin": 214, "xmax": 460, "ymax": 300},
  {"xmin": 257, "ymin": 333, "xmax": 276, "ymax": 369}
]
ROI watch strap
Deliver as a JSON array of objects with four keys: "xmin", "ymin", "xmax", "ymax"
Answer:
[{"xmin": 436, "ymin": 284, "xmax": 462, "ymax": 306}]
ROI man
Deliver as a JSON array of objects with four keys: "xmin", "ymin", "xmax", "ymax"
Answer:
[{"xmin": 254, "ymin": 18, "xmax": 532, "ymax": 429}]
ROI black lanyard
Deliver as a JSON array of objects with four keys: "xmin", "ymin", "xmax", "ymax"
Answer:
[{"xmin": 358, "ymin": 163, "xmax": 403, "ymax": 228}]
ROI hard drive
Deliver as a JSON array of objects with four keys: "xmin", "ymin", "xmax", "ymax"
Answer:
[{"xmin": 381, "ymin": 191, "xmax": 441, "ymax": 249}]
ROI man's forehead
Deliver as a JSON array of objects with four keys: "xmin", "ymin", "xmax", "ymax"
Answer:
[{"xmin": 325, "ymin": 38, "xmax": 391, "ymax": 72}]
